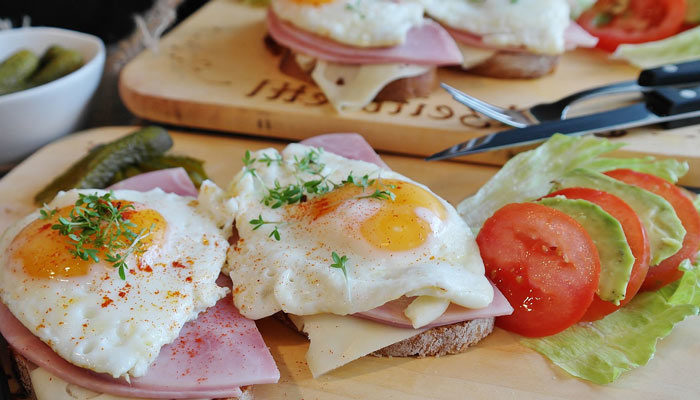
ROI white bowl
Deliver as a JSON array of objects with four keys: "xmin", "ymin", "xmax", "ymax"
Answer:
[{"xmin": 0, "ymin": 27, "xmax": 105, "ymax": 165}]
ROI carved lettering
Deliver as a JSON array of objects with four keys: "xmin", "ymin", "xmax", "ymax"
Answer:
[
  {"xmin": 410, "ymin": 103, "xmax": 426, "ymax": 117},
  {"xmin": 246, "ymin": 79, "xmax": 269, "ymax": 97},
  {"xmin": 362, "ymin": 102, "xmax": 382, "ymax": 113},
  {"xmin": 428, "ymin": 105, "xmax": 454, "ymax": 120},
  {"xmin": 304, "ymin": 92, "xmax": 328, "ymax": 106},
  {"xmin": 388, "ymin": 102, "xmax": 405, "ymax": 115}
]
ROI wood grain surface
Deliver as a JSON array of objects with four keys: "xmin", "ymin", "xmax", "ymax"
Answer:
[
  {"xmin": 118, "ymin": 0, "xmax": 700, "ymax": 179},
  {"xmin": 1, "ymin": 127, "xmax": 699, "ymax": 400}
]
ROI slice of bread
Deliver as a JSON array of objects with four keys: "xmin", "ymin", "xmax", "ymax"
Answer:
[
  {"xmin": 11, "ymin": 352, "xmax": 253, "ymax": 400},
  {"xmin": 464, "ymin": 50, "xmax": 560, "ymax": 79},
  {"xmin": 269, "ymin": 37, "xmax": 438, "ymax": 103},
  {"xmin": 274, "ymin": 312, "xmax": 494, "ymax": 358}
]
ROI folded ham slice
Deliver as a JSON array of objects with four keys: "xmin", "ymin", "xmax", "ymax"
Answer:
[
  {"xmin": 108, "ymin": 167, "xmax": 198, "ymax": 197},
  {"xmin": 446, "ymin": 22, "xmax": 598, "ymax": 53},
  {"xmin": 0, "ymin": 278, "xmax": 279, "ymax": 399},
  {"xmin": 267, "ymin": 10, "xmax": 463, "ymax": 66},
  {"xmin": 300, "ymin": 133, "xmax": 513, "ymax": 328}
]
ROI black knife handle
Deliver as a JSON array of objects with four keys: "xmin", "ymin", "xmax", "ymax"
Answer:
[
  {"xmin": 638, "ymin": 60, "xmax": 700, "ymax": 86},
  {"xmin": 645, "ymin": 85, "xmax": 700, "ymax": 116}
]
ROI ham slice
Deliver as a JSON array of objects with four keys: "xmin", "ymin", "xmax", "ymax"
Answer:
[
  {"xmin": 0, "ymin": 277, "xmax": 279, "ymax": 399},
  {"xmin": 300, "ymin": 133, "xmax": 514, "ymax": 328},
  {"xmin": 300, "ymin": 133, "xmax": 389, "ymax": 169},
  {"xmin": 447, "ymin": 22, "xmax": 598, "ymax": 53},
  {"xmin": 354, "ymin": 283, "xmax": 513, "ymax": 329},
  {"xmin": 564, "ymin": 21, "xmax": 598, "ymax": 50},
  {"xmin": 267, "ymin": 10, "xmax": 463, "ymax": 66},
  {"xmin": 108, "ymin": 167, "xmax": 198, "ymax": 197}
]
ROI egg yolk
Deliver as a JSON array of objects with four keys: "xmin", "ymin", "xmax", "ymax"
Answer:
[
  {"xmin": 300, "ymin": 179, "xmax": 446, "ymax": 251},
  {"xmin": 11, "ymin": 203, "xmax": 167, "ymax": 279}
]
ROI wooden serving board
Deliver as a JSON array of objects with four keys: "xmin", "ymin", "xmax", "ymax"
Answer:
[
  {"xmin": 119, "ymin": 0, "xmax": 700, "ymax": 185},
  {"xmin": 1, "ymin": 127, "xmax": 699, "ymax": 400}
]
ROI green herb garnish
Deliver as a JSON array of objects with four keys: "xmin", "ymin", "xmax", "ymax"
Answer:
[
  {"xmin": 249, "ymin": 214, "xmax": 283, "ymax": 241},
  {"xmin": 43, "ymin": 192, "xmax": 152, "ymax": 280},
  {"xmin": 330, "ymin": 252, "xmax": 349, "ymax": 280}
]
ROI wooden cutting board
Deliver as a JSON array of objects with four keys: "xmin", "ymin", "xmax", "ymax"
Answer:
[
  {"xmin": 118, "ymin": 0, "xmax": 700, "ymax": 183},
  {"xmin": 1, "ymin": 127, "xmax": 699, "ymax": 400}
]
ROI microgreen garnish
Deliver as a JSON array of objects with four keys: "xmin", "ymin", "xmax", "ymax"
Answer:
[
  {"xmin": 242, "ymin": 150, "xmax": 257, "ymax": 177},
  {"xmin": 344, "ymin": 0, "xmax": 365, "ymax": 19},
  {"xmin": 43, "ymin": 192, "xmax": 152, "ymax": 280},
  {"xmin": 39, "ymin": 205, "xmax": 57, "ymax": 220},
  {"xmin": 259, "ymin": 153, "xmax": 283, "ymax": 167},
  {"xmin": 243, "ymin": 148, "xmax": 397, "ymax": 242},
  {"xmin": 249, "ymin": 214, "xmax": 283, "ymax": 241},
  {"xmin": 330, "ymin": 252, "xmax": 349, "ymax": 280}
]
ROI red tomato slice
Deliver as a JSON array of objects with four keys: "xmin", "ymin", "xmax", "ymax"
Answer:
[
  {"xmin": 545, "ymin": 188, "xmax": 650, "ymax": 321},
  {"xmin": 605, "ymin": 169, "xmax": 700, "ymax": 291},
  {"xmin": 577, "ymin": 0, "xmax": 687, "ymax": 52},
  {"xmin": 476, "ymin": 203, "xmax": 600, "ymax": 337}
]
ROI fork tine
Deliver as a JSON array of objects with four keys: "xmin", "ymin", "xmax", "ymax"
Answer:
[{"xmin": 441, "ymin": 83, "xmax": 526, "ymax": 127}]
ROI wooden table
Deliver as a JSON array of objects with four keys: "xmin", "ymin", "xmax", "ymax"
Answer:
[{"xmin": 1, "ymin": 127, "xmax": 698, "ymax": 400}]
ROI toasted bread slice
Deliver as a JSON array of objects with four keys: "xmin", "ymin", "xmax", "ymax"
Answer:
[
  {"xmin": 12, "ymin": 352, "xmax": 253, "ymax": 400},
  {"xmin": 274, "ymin": 312, "xmax": 494, "ymax": 358},
  {"xmin": 465, "ymin": 50, "xmax": 560, "ymax": 79}
]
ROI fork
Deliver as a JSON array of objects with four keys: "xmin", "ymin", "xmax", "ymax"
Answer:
[{"xmin": 442, "ymin": 59, "xmax": 700, "ymax": 128}]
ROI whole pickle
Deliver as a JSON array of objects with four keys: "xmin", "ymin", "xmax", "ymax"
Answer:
[
  {"xmin": 28, "ymin": 46, "xmax": 84, "ymax": 87},
  {"xmin": 34, "ymin": 126, "xmax": 173, "ymax": 205},
  {"xmin": 0, "ymin": 49, "xmax": 40, "ymax": 95}
]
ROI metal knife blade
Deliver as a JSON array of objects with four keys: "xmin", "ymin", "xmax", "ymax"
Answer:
[{"xmin": 427, "ymin": 85, "xmax": 700, "ymax": 161}]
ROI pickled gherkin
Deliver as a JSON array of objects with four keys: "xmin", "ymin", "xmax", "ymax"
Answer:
[
  {"xmin": 34, "ymin": 126, "xmax": 174, "ymax": 205},
  {"xmin": 0, "ymin": 49, "xmax": 40, "ymax": 95}
]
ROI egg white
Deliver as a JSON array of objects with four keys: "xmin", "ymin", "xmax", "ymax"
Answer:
[
  {"xmin": 0, "ymin": 188, "xmax": 230, "ymax": 379},
  {"xmin": 226, "ymin": 144, "xmax": 493, "ymax": 320},
  {"xmin": 271, "ymin": 0, "xmax": 425, "ymax": 47},
  {"xmin": 417, "ymin": 0, "xmax": 571, "ymax": 54}
]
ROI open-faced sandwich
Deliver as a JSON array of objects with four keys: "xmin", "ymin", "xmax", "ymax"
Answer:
[
  {"xmin": 459, "ymin": 133, "xmax": 700, "ymax": 383},
  {"xmin": 265, "ymin": 0, "xmax": 463, "ymax": 111},
  {"xmin": 0, "ymin": 128, "xmax": 280, "ymax": 399},
  {"xmin": 224, "ymin": 133, "xmax": 512, "ymax": 377},
  {"xmin": 415, "ymin": 0, "xmax": 599, "ymax": 78}
]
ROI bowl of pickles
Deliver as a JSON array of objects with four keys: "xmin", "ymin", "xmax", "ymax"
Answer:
[{"xmin": 0, "ymin": 27, "xmax": 105, "ymax": 166}]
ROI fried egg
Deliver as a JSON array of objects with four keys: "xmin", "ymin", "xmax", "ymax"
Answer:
[
  {"xmin": 271, "ymin": 0, "xmax": 425, "ymax": 47},
  {"xmin": 226, "ymin": 145, "xmax": 493, "ymax": 323},
  {"xmin": 417, "ymin": 0, "xmax": 571, "ymax": 54},
  {"xmin": 0, "ymin": 188, "xmax": 229, "ymax": 379}
]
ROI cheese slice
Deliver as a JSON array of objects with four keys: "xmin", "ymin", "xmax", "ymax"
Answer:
[
  {"xmin": 289, "ymin": 314, "xmax": 427, "ymax": 377},
  {"xmin": 405, "ymin": 296, "xmax": 450, "ymax": 328},
  {"xmin": 309, "ymin": 59, "xmax": 430, "ymax": 111},
  {"xmin": 455, "ymin": 42, "xmax": 497, "ymax": 69}
]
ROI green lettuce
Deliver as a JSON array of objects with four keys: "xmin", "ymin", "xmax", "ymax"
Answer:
[
  {"xmin": 582, "ymin": 157, "xmax": 689, "ymax": 184},
  {"xmin": 457, "ymin": 134, "xmax": 622, "ymax": 232},
  {"xmin": 612, "ymin": 26, "xmax": 700, "ymax": 69},
  {"xmin": 521, "ymin": 259, "xmax": 700, "ymax": 384}
]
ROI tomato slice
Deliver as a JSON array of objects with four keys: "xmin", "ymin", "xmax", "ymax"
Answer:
[
  {"xmin": 476, "ymin": 203, "xmax": 600, "ymax": 337},
  {"xmin": 577, "ymin": 0, "xmax": 687, "ymax": 52},
  {"xmin": 545, "ymin": 188, "xmax": 650, "ymax": 321},
  {"xmin": 605, "ymin": 169, "xmax": 700, "ymax": 291}
]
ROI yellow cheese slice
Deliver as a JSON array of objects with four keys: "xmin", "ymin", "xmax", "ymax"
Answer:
[
  {"xmin": 289, "ymin": 313, "xmax": 427, "ymax": 377},
  {"xmin": 455, "ymin": 42, "xmax": 497, "ymax": 69},
  {"xmin": 309, "ymin": 60, "xmax": 431, "ymax": 111}
]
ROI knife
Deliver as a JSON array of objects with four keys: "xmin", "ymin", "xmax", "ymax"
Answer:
[{"xmin": 427, "ymin": 84, "xmax": 700, "ymax": 161}]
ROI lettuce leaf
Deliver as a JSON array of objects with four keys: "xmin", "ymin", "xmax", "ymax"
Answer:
[
  {"xmin": 457, "ymin": 134, "xmax": 622, "ymax": 232},
  {"xmin": 612, "ymin": 26, "xmax": 700, "ymax": 69},
  {"xmin": 582, "ymin": 157, "xmax": 689, "ymax": 184},
  {"xmin": 521, "ymin": 259, "xmax": 700, "ymax": 384}
]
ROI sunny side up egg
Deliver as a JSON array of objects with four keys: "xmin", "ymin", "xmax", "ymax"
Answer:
[
  {"xmin": 271, "ymin": 0, "xmax": 425, "ymax": 47},
  {"xmin": 0, "ymin": 188, "xmax": 229, "ymax": 379},
  {"xmin": 417, "ymin": 0, "xmax": 571, "ymax": 54},
  {"xmin": 226, "ymin": 144, "xmax": 493, "ymax": 323}
]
